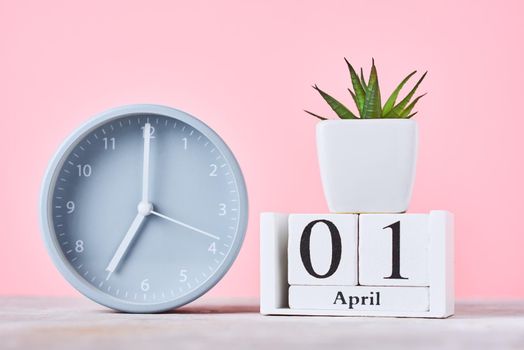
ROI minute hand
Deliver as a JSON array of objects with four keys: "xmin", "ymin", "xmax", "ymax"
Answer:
[
  {"xmin": 150, "ymin": 210, "xmax": 220, "ymax": 240},
  {"xmin": 141, "ymin": 122, "xmax": 152, "ymax": 203}
]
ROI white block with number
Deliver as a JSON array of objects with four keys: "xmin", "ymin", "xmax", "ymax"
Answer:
[
  {"xmin": 359, "ymin": 214, "xmax": 430, "ymax": 286},
  {"xmin": 288, "ymin": 214, "xmax": 358, "ymax": 286}
]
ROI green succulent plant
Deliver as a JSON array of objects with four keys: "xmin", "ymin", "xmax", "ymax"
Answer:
[{"xmin": 305, "ymin": 58, "xmax": 427, "ymax": 120}]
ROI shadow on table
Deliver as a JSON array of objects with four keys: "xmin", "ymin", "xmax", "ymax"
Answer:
[
  {"xmin": 455, "ymin": 301, "xmax": 524, "ymax": 319},
  {"xmin": 172, "ymin": 303, "xmax": 259, "ymax": 314},
  {"xmin": 100, "ymin": 304, "xmax": 259, "ymax": 315}
]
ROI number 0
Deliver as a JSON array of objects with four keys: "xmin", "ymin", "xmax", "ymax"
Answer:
[{"xmin": 300, "ymin": 220, "xmax": 342, "ymax": 279}]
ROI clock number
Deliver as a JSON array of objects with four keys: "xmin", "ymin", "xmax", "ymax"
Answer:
[
  {"xmin": 179, "ymin": 269, "xmax": 188, "ymax": 282},
  {"xmin": 103, "ymin": 137, "xmax": 116, "ymax": 150},
  {"xmin": 300, "ymin": 220, "xmax": 342, "ymax": 279},
  {"xmin": 141, "ymin": 125, "xmax": 156, "ymax": 138},
  {"xmin": 208, "ymin": 242, "xmax": 216, "ymax": 254},
  {"xmin": 74, "ymin": 240, "xmax": 84, "ymax": 253},
  {"xmin": 182, "ymin": 137, "xmax": 188, "ymax": 150},
  {"xmin": 209, "ymin": 164, "xmax": 218, "ymax": 177},
  {"xmin": 140, "ymin": 279, "xmax": 150, "ymax": 291},
  {"xmin": 66, "ymin": 201, "xmax": 75, "ymax": 214},
  {"xmin": 218, "ymin": 203, "xmax": 226, "ymax": 216},
  {"xmin": 76, "ymin": 164, "xmax": 92, "ymax": 177},
  {"xmin": 383, "ymin": 221, "xmax": 408, "ymax": 280}
]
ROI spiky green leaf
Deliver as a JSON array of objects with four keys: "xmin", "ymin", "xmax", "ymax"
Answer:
[
  {"xmin": 348, "ymin": 88, "xmax": 358, "ymax": 110},
  {"xmin": 385, "ymin": 71, "xmax": 427, "ymax": 118},
  {"xmin": 362, "ymin": 59, "xmax": 382, "ymax": 118},
  {"xmin": 400, "ymin": 93, "xmax": 426, "ymax": 117},
  {"xmin": 344, "ymin": 58, "xmax": 366, "ymax": 116},
  {"xmin": 406, "ymin": 112, "xmax": 418, "ymax": 118},
  {"xmin": 312, "ymin": 85, "xmax": 358, "ymax": 119},
  {"xmin": 360, "ymin": 67, "xmax": 367, "ymax": 90},
  {"xmin": 382, "ymin": 70, "xmax": 417, "ymax": 116},
  {"xmin": 304, "ymin": 109, "xmax": 328, "ymax": 120}
]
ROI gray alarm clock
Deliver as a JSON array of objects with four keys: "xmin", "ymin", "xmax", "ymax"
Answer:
[{"xmin": 40, "ymin": 104, "xmax": 248, "ymax": 313}]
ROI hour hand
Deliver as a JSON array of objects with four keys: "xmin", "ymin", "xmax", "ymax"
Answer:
[{"xmin": 105, "ymin": 210, "xmax": 147, "ymax": 280}]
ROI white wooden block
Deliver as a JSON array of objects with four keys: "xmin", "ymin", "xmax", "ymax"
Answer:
[
  {"xmin": 359, "ymin": 213, "xmax": 430, "ymax": 286},
  {"xmin": 428, "ymin": 210, "xmax": 455, "ymax": 317},
  {"xmin": 260, "ymin": 211, "xmax": 454, "ymax": 318},
  {"xmin": 288, "ymin": 214, "xmax": 358, "ymax": 286},
  {"xmin": 289, "ymin": 285, "xmax": 429, "ymax": 312},
  {"xmin": 260, "ymin": 213, "xmax": 290, "ymax": 314}
]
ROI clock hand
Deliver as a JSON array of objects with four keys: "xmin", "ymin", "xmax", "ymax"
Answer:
[
  {"xmin": 105, "ymin": 123, "xmax": 153, "ymax": 280},
  {"xmin": 141, "ymin": 122, "xmax": 218, "ymax": 241},
  {"xmin": 142, "ymin": 122, "xmax": 152, "ymax": 204},
  {"xmin": 105, "ymin": 202, "xmax": 152, "ymax": 280},
  {"xmin": 150, "ymin": 210, "xmax": 220, "ymax": 240}
]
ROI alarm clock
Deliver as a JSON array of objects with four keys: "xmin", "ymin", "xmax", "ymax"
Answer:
[{"xmin": 40, "ymin": 104, "xmax": 248, "ymax": 313}]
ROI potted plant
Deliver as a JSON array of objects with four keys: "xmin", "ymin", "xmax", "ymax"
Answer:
[{"xmin": 306, "ymin": 58, "xmax": 427, "ymax": 213}]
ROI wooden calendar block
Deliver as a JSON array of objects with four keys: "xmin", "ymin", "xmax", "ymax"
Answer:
[
  {"xmin": 288, "ymin": 214, "xmax": 358, "ymax": 286},
  {"xmin": 289, "ymin": 285, "xmax": 429, "ymax": 312},
  {"xmin": 260, "ymin": 211, "xmax": 454, "ymax": 318},
  {"xmin": 359, "ymin": 214, "xmax": 430, "ymax": 286}
]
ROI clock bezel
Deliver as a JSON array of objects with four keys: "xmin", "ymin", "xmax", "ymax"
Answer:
[{"xmin": 39, "ymin": 104, "xmax": 249, "ymax": 313}]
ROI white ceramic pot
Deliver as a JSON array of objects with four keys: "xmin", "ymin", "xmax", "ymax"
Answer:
[{"xmin": 316, "ymin": 119, "xmax": 418, "ymax": 213}]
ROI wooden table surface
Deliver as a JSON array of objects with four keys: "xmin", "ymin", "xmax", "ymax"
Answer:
[{"xmin": 1, "ymin": 297, "xmax": 524, "ymax": 349}]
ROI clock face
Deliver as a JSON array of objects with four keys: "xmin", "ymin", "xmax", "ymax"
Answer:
[{"xmin": 40, "ymin": 105, "xmax": 248, "ymax": 312}]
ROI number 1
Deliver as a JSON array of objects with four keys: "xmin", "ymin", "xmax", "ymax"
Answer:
[{"xmin": 383, "ymin": 221, "xmax": 408, "ymax": 280}]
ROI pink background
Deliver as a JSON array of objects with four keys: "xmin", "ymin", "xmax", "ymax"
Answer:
[{"xmin": 1, "ymin": 0, "xmax": 523, "ymax": 299}]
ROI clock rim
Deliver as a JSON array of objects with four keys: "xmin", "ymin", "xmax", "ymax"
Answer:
[{"xmin": 39, "ymin": 104, "xmax": 249, "ymax": 313}]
